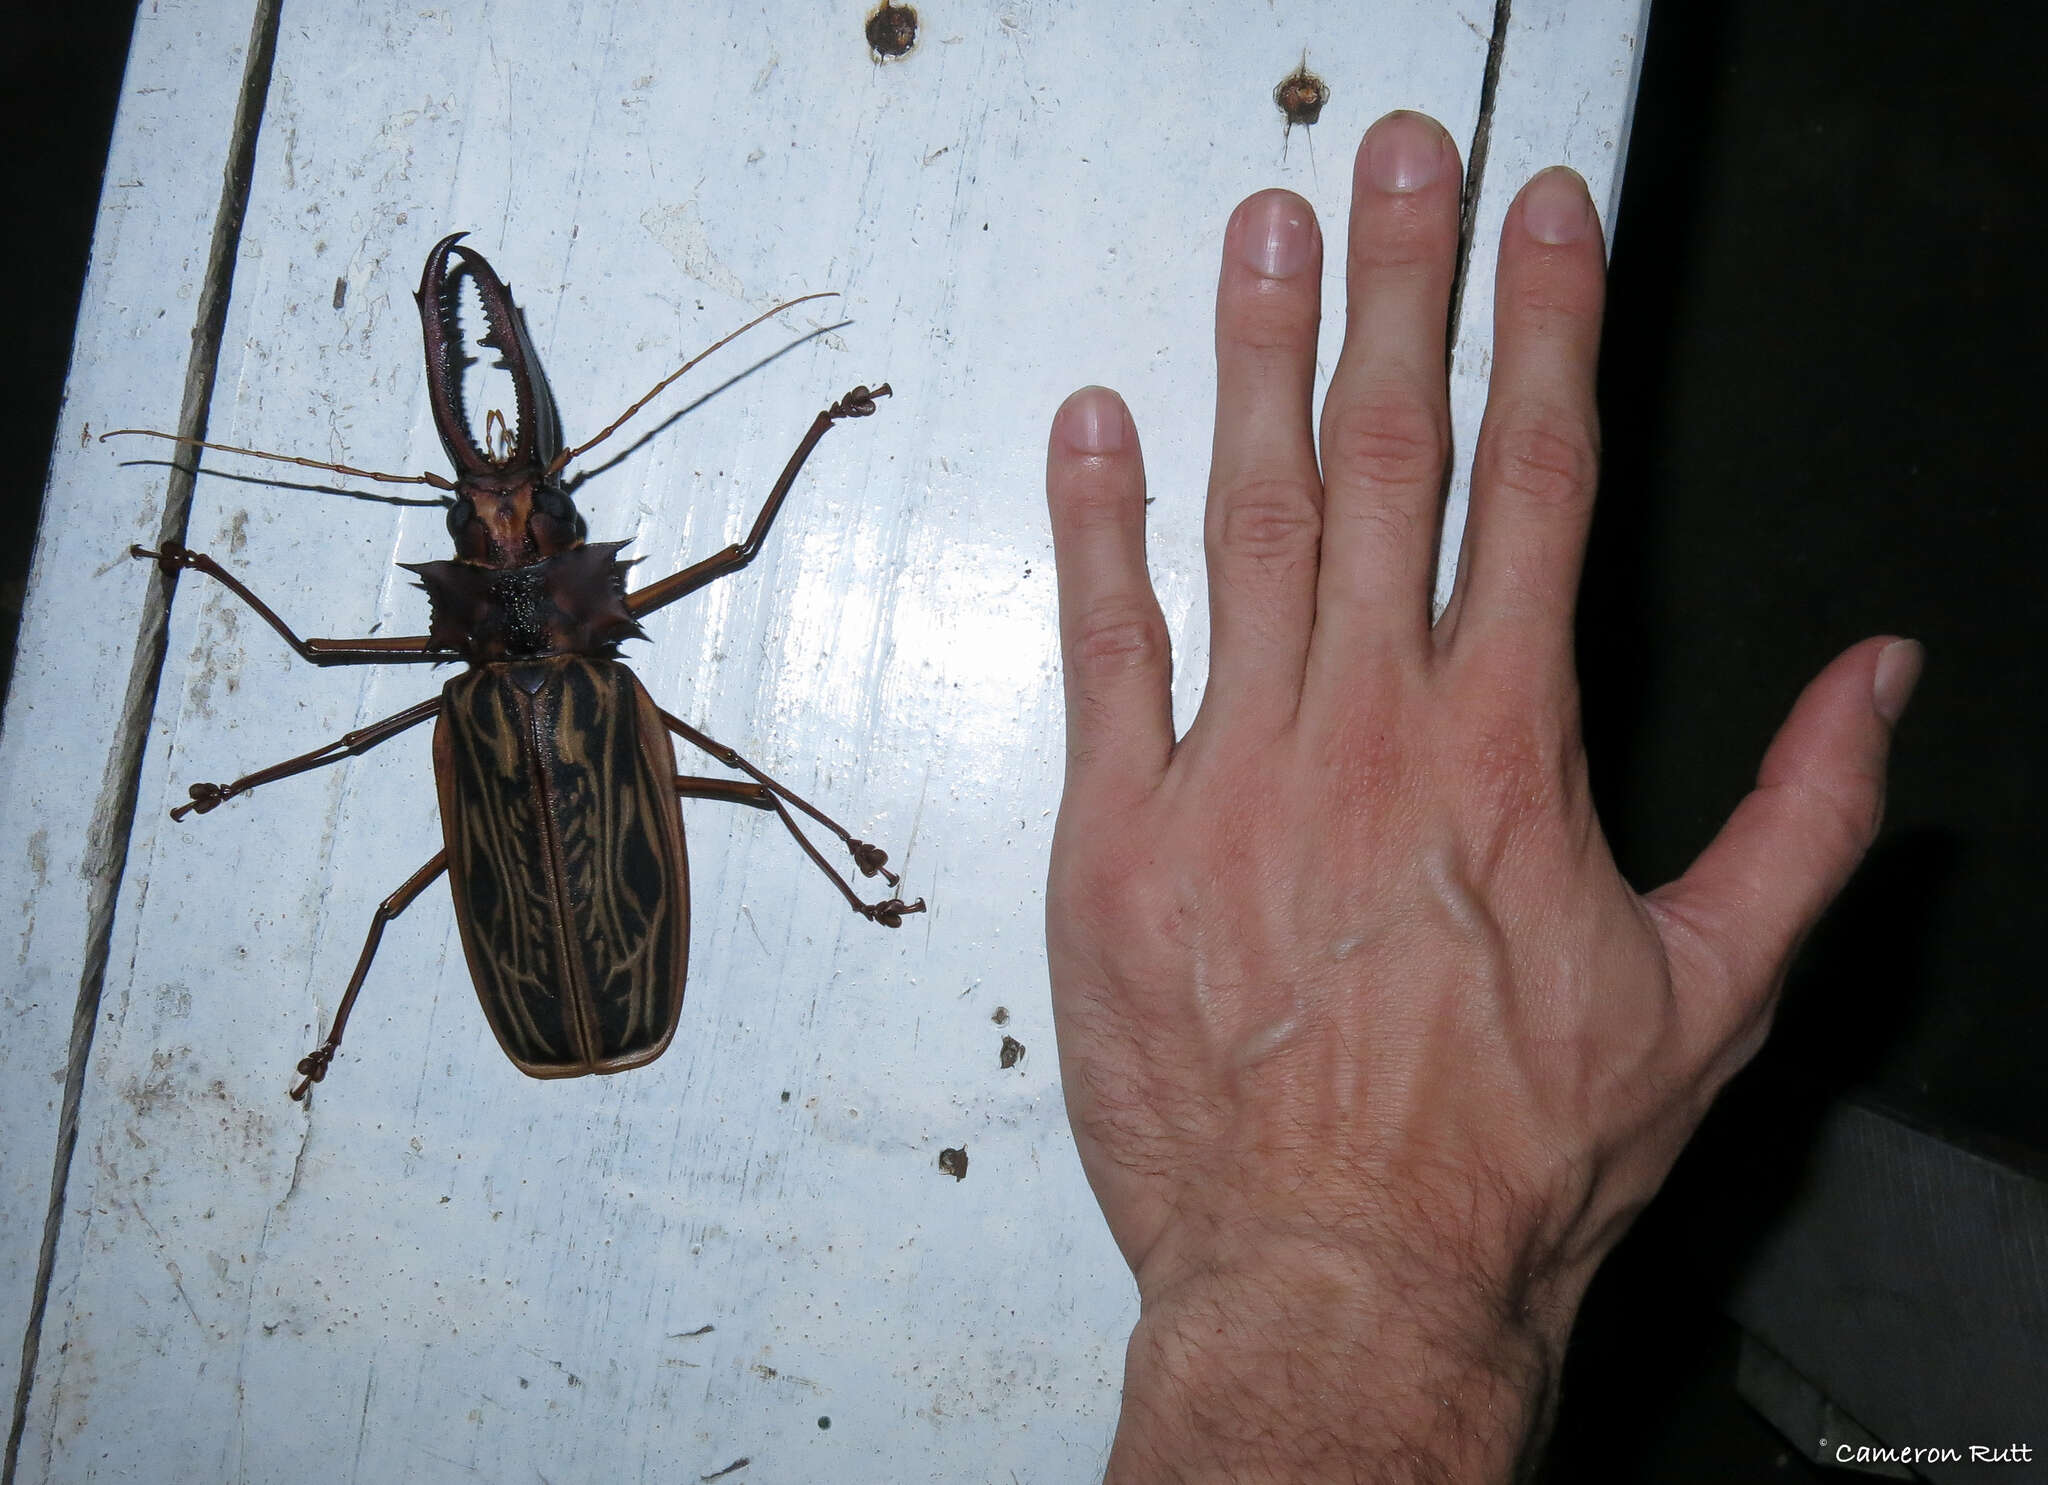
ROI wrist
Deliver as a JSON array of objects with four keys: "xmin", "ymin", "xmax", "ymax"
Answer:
[{"xmin": 1108, "ymin": 1237, "xmax": 1570, "ymax": 1484}]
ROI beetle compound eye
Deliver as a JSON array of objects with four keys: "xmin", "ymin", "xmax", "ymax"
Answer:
[{"xmin": 535, "ymin": 483, "xmax": 574, "ymax": 521}]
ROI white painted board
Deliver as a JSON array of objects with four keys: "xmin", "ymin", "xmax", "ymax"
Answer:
[
  {"xmin": 3, "ymin": 1, "xmax": 1649, "ymax": 1480},
  {"xmin": 0, "ymin": 0, "xmax": 278, "ymax": 1454}
]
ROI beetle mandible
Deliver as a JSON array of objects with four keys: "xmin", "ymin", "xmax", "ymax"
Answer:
[{"xmin": 115, "ymin": 233, "xmax": 923, "ymax": 1099}]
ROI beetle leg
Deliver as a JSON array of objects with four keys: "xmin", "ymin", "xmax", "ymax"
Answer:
[
  {"xmin": 673, "ymin": 776, "xmax": 778, "ymax": 810},
  {"xmin": 170, "ymin": 695, "xmax": 443, "ymax": 821},
  {"xmin": 133, "ymin": 541, "xmax": 445, "ymax": 664},
  {"xmin": 660, "ymin": 710, "xmax": 913, "ymax": 886},
  {"xmin": 674, "ymin": 772, "xmax": 926, "ymax": 928},
  {"xmin": 624, "ymin": 384, "xmax": 891, "ymax": 621},
  {"xmin": 290, "ymin": 851, "xmax": 449, "ymax": 1101}
]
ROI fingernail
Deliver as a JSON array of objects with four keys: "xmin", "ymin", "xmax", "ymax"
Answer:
[
  {"xmin": 1365, "ymin": 111, "xmax": 1447, "ymax": 193},
  {"xmin": 1056, "ymin": 386, "xmax": 1127, "ymax": 455},
  {"xmin": 1232, "ymin": 192, "xmax": 1314, "ymax": 278},
  {"xmin": 1522, "ymin": 167, "xmax": 1594, "ymax": 244},
  {"xmin": 1872, "ymin": 638, "xmax": 1924, "ymax": 724}
]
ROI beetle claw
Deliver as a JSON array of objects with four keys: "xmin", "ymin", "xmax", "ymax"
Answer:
[
  {"xmin": 132, "ymin": 541, "xmax": 198, "ymax": 576},
  {"xmin": 171, "ymin": 782, "xmax": 229, "ymax": 821},
  {"xmin": 862, "ymin": 896, "xmax": 926, "ymax": 929},
  {"xmin": 831, "ymin": 383, "xmax": 892, "ymax": 420}
]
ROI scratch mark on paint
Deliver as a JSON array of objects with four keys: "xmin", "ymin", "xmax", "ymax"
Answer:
[
  {"xmin": 351, "ymin": 1358, "xmax": 377, "ymax": 1480},
  {"xmin": 281, "ymin": 1109, "xmax": 315, "ymax": 1205},
  {"xmin": 640, "ymin": 201, "xmax": 747, "ymax": 301},
  {"xmin": 163, "ymin": 1258, "xmax": 206, "ymax": 1333}
]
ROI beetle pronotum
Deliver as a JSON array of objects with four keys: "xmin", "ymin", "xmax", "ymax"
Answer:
[{"xmin": 113, "ymin": 234, "xmax": 923, "ymax": 1098}]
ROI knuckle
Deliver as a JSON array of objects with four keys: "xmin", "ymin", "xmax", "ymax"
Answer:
[
  {"xmin": 1067, "ymin": 838, "xmax": 1153, "ymax": 913},
  {"xmin": 1466, "ymin": 726, "xmax": 1545, "ymax": 803},
  {"xmin": 1222, "ymin": 280, "xmax": 1317, "ymax": 357},
  {"xmin": 1783, "ymin": 770, "xmax": 1884, "ymax": 860},
  {"xmin": 1359, "ymin": 233, "xmax": 1445, "ymax": 275},
  {"xmin": 1213, "ymin": 478, "xmax": 1322, "ymax": 568},
  {"xmin": 1457, "ymin": 716, "xmax": 1576, "ymax": 853},
  {"xmin": 1322, "ymin": 392, "xmax": 1447, "ymax": 493},
  {"xmin": 1482, "ymin": 418, "xmax": 1599, "ymax": 510},
  {"xmin": 1052, "ymin": 833, "xmax": 1177, "ymax": 947},
  {"xmin": 1504, "ymin": 275, "xmax": 1602, "ymax": 334},
  {"xmin": 1052, "ymin": 462, "xmax": 1140, "ymax": 533},
  {"xmin": 1067, "ymin": 597, "xmax": 1169, "ymax": 675}
]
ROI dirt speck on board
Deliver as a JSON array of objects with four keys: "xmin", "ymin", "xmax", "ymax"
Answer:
[
  {"xmin": 991, "ymin": 1005, "xmax": 1009, "ymax": 1026},
  {"xmin": 700, "ymin": 1457, "xmax": 750, "ymax": 1480},
  {"xmin": 865, "ymin": 2, "xmax": 917, "ymax": 59},
  {"xmin": 1000, "ymin": 1035, "xmax": 1025, "ymax": 1069},
  {"xmin": 938, "ymin": 1146, "xmax": 969, "ymax": 1181},
  {"xmin": 1274, "ymin": 55, "xmax": 1330, "ymax": 130}
]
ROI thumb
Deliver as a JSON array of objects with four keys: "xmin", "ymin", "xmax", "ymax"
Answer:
[{"xmin": 1649, "ymin": 636, "xmax": 1922, "ymax": 1023}]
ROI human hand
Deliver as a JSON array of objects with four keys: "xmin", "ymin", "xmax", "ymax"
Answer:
[{"xmin": 1043, "ymin": 110, "xmax": 1919, "ymax": 1482}]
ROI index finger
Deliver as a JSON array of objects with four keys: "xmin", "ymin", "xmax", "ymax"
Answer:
[{"xmin": 1046, "ymin": 386, "xmax": 1175, "ymax": 807}]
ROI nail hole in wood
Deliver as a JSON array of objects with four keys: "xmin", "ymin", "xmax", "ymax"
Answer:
[{"xmin": 866, "ymin": 3, "xmax": 917, "ymax": 59}]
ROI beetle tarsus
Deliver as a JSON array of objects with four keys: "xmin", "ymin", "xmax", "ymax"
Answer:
[
  {"xmin": 290, "ymin": 1043, "xmax": 337, "ymax": 1101},
  {"xmin": 830, "ymin": 383, "xmax": 892, "ymax": 419},
  {"xmin": 166, "ymin": 698, "xmax": 447, "ymax": 824},
  {"xmin": 849, "ymin": 839, "xmax": 902, "ymax": 887},
  {"xmin": 132, "ymin": 540, "xmax": 198, "ymax": 576},
  {"xmin": 171, "ymin": 782, "xmax": 230, "ymax": 821},
  {"xmin": 861, "ymin": 895, "xmax": 925, "ymax": 929}
]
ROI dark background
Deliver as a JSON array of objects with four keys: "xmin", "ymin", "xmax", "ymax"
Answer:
[
  {"xmin": 1563, "ymin": 3, "xmax": 2038, "ymax": 1475},
  {"xmin": 4, "ymin": 3, "xmax": 2039, "ymax": 1477}
]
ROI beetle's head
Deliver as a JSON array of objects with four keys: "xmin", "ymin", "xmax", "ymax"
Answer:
[{"xmin": 417, "ymin": 233, "xmax": 586, "ymax": 568}]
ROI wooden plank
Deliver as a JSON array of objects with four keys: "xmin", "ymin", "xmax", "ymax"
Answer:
[
  {"xmin": 1440, "ymin": 0, "xmax": 1650, "ymax": 609},
  {"xmin": 1728, "ymin": 1100, "xmax": 2048, "ymax": 1477},
  {"xmin": 0, "ymin": 0, "xmax": 271, "ymax": 1459},
  {"xmin": 1737, "ymin": 1332, "xmax": 1916, "ymax": 1478},
  {"xmin": 3, "ymin": 1, "xmax": 1647, "ymax": 1479}
]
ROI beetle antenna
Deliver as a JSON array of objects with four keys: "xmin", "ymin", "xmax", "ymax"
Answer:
[
  {"xmin": 548, "ymin": 290, "xmax": 841, "ymax": 475},
  {"xmin": 100, "ymin": 429, "xmax": 458, "ymax": 492}
]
